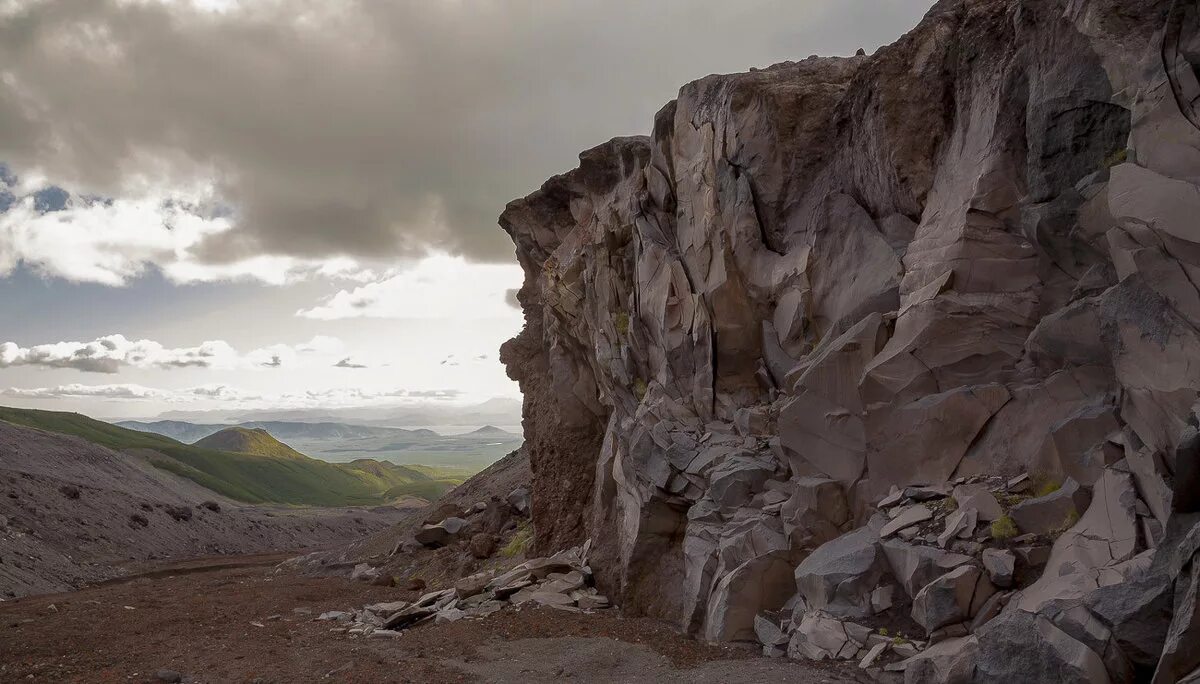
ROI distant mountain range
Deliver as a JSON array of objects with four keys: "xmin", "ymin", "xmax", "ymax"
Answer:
[
  {"xmin": 137, "ymin": 397, "xmax": 524, "ymax": 429},
  {"xmin": 117, "ymin": 419, "xmax": 440, "ymax": 444},
  {"xmin": 117, "ymin": 415, "xmax": 523, "ymax": 472}
]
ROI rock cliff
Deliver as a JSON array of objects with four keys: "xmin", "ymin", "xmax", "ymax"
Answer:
[{"xmin": 500, "ymin": 0, "xmax": 1200, "ymax": 680}]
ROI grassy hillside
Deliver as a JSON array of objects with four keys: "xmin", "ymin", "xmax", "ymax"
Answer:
[
  {"xmin": 194, "ymin": 427, "xmax": 308, "ymax": 460},
  {"xmin": 0, "ymin": 406, "xmax": 465, "ymax": 506}
]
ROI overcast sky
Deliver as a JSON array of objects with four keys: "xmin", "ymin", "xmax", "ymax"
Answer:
[{"xmin": 0, "ymin": 0, "xmax": 933, "ymax": 419}]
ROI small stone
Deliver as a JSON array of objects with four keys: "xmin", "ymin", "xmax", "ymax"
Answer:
[
  {"xmin": 881, "ymin": 505, "xmax": 933, "ymax": 538},
  {"xmin": 981, "ymin": 549, "xmax": 1015, "ymax": 588},
  {"xmin": 859, "ymin": 642, "xmax": 889, "ymax": 669},
  {"xmin": 154, "ymin": 670, "xmax": 182, "ymax": 683}
]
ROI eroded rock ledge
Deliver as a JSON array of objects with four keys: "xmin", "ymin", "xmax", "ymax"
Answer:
[{"xmin": 499, "ymin": 0, "xmax": 1200, "ymax": 680}]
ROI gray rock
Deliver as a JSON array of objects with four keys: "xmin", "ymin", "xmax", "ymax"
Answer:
[
  {"xmin": 975, "ymin": 610, "xmax": 1113, "ymax": 683},
  {"xmin": 902, "ymin": 636, "xmax": 978, "ymax": 684},
  {"xmin": 794, "ymin": 524, "xmax": 886, "ymax": 618},
  {"xmin": 1010, "ymin": 478, "xmax": 1090, "ymax": 536},
  {"xmin": 1085, "ymin": 570, "xmax": 1173, "ymax": 669},
  {"xmin": 981, "ymin": 549, "xmax": 1015, "ymax": 588},
  {"xmin": 881, "ymin": 505, "xmax": 933, "ymax": 538},
  {"xmin": 754, "ymin": 613, "xmax": 789, "ymax": 647},
  {"xmin": 705, "ymin": 551, "xmax": 795, "ymax": 642},
  {"xmin": 414, "ymin": 516, "xmax": 472, "ymax": 547},
  {"xmin": 788, "ymin": 611, "xmax": 857, "ymax": 661},
  {"xmin": 507, "ymin": 487, "xmax": 531, "ymax": 515},
  {"xmin": 911, "ymin": 565, "xmax": 994, "ymax": 635},
  {"xmin": 780, "ymin": 477, "xmax": 850, "ymax": 549},
  {"xmin": 952, "ymin": 484, "xmax": 1004, "ymax": 522},
  {"xmin": 881, "ymin": 540, "xmax": 973, "ymax": 598},
  {"xmin": 1156, "ymin": 561, "xmax": 1200, "ymax": 684}
]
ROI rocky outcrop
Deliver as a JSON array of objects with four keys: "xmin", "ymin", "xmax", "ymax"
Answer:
[{"xmin": 500, "ymin": 0, "xmax": 1200, "ymax": 680}]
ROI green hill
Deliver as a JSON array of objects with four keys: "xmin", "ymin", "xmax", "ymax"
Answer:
[
  {"xmin": 194, "ymin": 427, "xmax": 308, "ymax": 460},
  {"xmin": 0, "ymin": 406, "xmax": 465, "ymax": 506}
]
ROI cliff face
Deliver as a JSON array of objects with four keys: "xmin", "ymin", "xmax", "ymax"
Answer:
[{"xmin": 501, "ymin": 0, "xmax": 1200, "ymax": 678}]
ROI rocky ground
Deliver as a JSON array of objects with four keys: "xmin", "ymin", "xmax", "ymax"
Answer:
[
  {"xmin": 0, "ymin": 559, "xmax": 858, "ymax": 683},
  {"xmin": 0, "ymin": 421, "xmax": 414, "ymax": 598}
]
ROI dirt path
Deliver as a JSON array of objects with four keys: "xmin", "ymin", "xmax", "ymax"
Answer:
[{"xmin": 0, "ymin": 560, "xmax": 859, "ymax": 683}]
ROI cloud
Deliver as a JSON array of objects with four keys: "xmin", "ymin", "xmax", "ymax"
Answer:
[
  {"xmin": 1, "ymin": 383, "xmax": 171, "ymax": 400},
  {"xmin": 0, "ymin": 184, "xmax": 380, "ymax": 285},
  {"xmin": 0, "ymin": 382, "xmax": 464, "ymax": 407},
  {"xmin": 0, "ymin": 334, "xmax": 346, "ymax": 373},
  {"xmin": 297, "ymin": 253, "xmax": 523, "ymax": 320},
  {"xmin": 0, "ymin": 0, "xmax": 932, "ymax": 278}
]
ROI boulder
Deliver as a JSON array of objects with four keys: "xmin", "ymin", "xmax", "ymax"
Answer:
[
  {"xmin": 780, "ymin": 477, "xmax": 850, "ymax": 548},
  {"xmin": 794, "ymin": 524, "xmax": 886, "ymax": 618},
  {"xmin": 881, "ymin": 539, "xmax": 973, "ymax": 598},
  {"xmin": 754, "ymin": 613, "xmax": 789, "ymax": 648},
  {"xmin": 1019, "ymin": 468, "xmax": 1143, "ymax": 612},
  {"xmin": 507, "ymin": 487, "xmax": 531, "ymax": 515},
  {"xmin": 541, "ymin": 570, "xmax": 586, "ymax": 594},
  {"xmin": 952, "ymin": 484, "xmax": 1004, "ymax": 522},
  {"xmin": 902, "ymin": 635, "xmax": 978, "ymax": 684},
  {"xmin": 1010, "ymin": 478, "xmax": 1090, "ymax": 535},
  {"xmin": 911, "ymin": 565, "xmax": 995, "ymax": 634},
  {"xmin": 415, "ymin": 517, "xmax": 472, "ymax": 548},
  {"xmin": 469, "ymin": 533, "xmax": 498, "ymax": 559},
  {"xmin": 704, "ymin": 551, "xmax": 795, "ymax": 642},
  {"xmin": 1086, "ymin": 570, "xmax": 1174, "ymax": 670},
  {"xmin": 982, "ymin": 549, "xmax": 1015, "ymax": 588},
  {"xmin": 975, "ymin": 610, "xmax": 1114, "ymax": 684},
  {"xmin": 707, "ymin": 456, "xmax": 776, "ymax": 509},
  {"xmin": 787, "ymin": 611, "xmax": 858, "ymax": 661},
  {"xmin": 511, "ymin": 589, "xmax": 575, "ymax": 607},
  {"xmin": 454, "ymin": 572, "xmax": 493, "ymax": 600}
]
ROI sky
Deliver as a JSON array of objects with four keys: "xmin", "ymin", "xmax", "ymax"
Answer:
[{"xmin": 0, "ymin": 0, "xmax": 934, "ymax": 419}]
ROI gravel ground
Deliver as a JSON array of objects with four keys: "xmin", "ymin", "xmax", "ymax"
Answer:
[{"xmin": 0, "ymin": 559, "xmax": 860, "ymax": 683}]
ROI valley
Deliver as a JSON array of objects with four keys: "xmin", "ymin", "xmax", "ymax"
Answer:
[{"xmin": 120, "ymin": 419, "xmax": 524, "ymax": 472}]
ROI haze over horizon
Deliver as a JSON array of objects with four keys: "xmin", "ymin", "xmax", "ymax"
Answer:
[{"xmin": 0, "ymin": 0, "xmax": 934, "ymax": 420}]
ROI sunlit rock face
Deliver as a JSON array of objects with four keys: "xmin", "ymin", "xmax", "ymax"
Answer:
[{"xmin": 500, "ymin": 0, "xmax": 1200, "ymax": 676}]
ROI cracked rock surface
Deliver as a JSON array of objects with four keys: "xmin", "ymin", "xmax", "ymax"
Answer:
[{"xmin": 499, "ymin": 0, "xmax": 1200, "ymax": 680}]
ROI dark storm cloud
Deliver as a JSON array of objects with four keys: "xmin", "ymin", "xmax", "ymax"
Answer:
[{"xmin": 0, "ymin": 0, "xmax": 933, "ymax": 264}]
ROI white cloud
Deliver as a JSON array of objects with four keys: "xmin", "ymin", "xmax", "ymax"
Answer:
[
  {"xmin": 1, "ymin": 382, "xmax": 462, "ymax": 407},
  {"xmin": 1, "ymin": 383, "xmax": 171, "ymax": 400},
  {"xmin": 0, "ymin": 334, "xmax": 347, "ymax": 373},
  {"xmin": 297, "ymin": 253, "xmax": 523, "ymax": 320},
  {"xmin": 0, "ymin": 187, "xmax": 381, "ymax": 286}
]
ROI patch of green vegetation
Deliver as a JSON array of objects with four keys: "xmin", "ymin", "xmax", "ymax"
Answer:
[
  {"xmin": 1102, "ymin": 148, "xmax": 1128, "ymax": 168},
  {"xmin": 1031, "ymin": 474, "xmax": 1063, "ymax": 499},
  {"xmin": 878, "ymin": 627, "xmax": 889, "ymax": 637},
  {"xmin": 0, "ymin": 406, "xmax": 457, "ymax": 507},
  {"xmin": 991, "ymin": 515, "xmax": 1019, "ymax": 541},
  {"xmin": 634, "ymin": 378, "xmax": 648, "ymax": 401},
  {"xmin": 501, "ymin": 521, "xmax": 533, "ymax": 558},
  {"xmin": 614, "ymin": 311, "xmax": 630, "ymax": 336}
]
